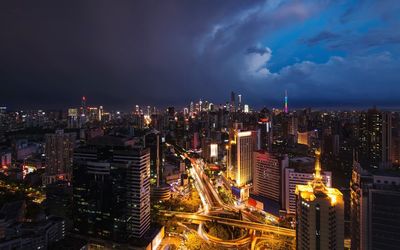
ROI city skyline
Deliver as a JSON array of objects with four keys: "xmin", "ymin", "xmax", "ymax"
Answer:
[
  {"xmin": 1, "ymin": 1, "xmax": 400, "ymax": 109},
  {"xmin": 1, "ymin": 1, "xmax": 400, "ymax": 249}
]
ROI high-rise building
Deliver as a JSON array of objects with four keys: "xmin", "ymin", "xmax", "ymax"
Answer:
[
  {"xmin": 359, "ymin": 108, "xmax": 392, "ymax": 169},
  {"xmin": 284, "ymin": 157, "xmax": 332, "ymax": 214},
  {"xmin": 227, "ymin": 129, "xmax": 255, "ymax": 186},
  {"xmin": 144, "ymin": 130, "xmax": 163, "ymax": 185},
  {"xmin": 72, "ymin": 136, "xmax": 151, "ymax": 241},
  {"xmin": 43, "ymin": 130, "xmax": 76, "ymax": 185},
  {"xmin": 230, "ymin": 91, "xmax": 236, "ymax": 113},
  {"xmin": 67, "ymin": 108, "xmax": 79, "ymax": 128},
  {"xmin": 295, "ymin": 150, "xmax": 344, "ymax": 250},
  {"xmin": 350, "ymin": 161, "xmax": 400, "ymax": 250},
  {"xmin": 238, "ymin": 94, "xmax": 242, "ymax": 112},
  {"xmin": 258, "ymin": 117, "xmax": 273, "ymax": 151},
  {"xmin": 252, "ymin": 151, "xmax": 288, "ymax": 204}
]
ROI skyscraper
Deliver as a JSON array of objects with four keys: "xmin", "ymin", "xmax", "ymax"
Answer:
[
  {"xmin": 252, "ymin": 151, "xmax": 288, "ymax": 204},
  {"xmin": 72, "ymin": 136, "xmax": 151, "ymax": 241},
  {"xmin": 238, "ymin": 94, "xmax": 242, "ymax": 112},
  {"xmin": 227, "ymin": 129, "xmax": 255, "ymax": 186},
  {"xmin": 358, "ymin": 108, "xmax": 392, "ymax": 169},
  {"xmin": 350, "ymin": 161, "xmax": 400, "ymax": 250},
  {"xmin": 295, "ymin": 150, "xmax": 344, "ymax": 250},
  {"xmin": 230, "ymin": 91, "xmax": 236, "ymax": 113},
  {"xmin": 43, "ymin": 130, "xmax": 76, "ymax": 185}
]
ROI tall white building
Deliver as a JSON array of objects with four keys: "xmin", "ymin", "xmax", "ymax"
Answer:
[
  {"xmin": 296, "ymin": 150, "xmax": 344, "ymax": 250},
  {"xmin": 120, "ymin": 149, "xmax": 151, "ymax": 238},
  {"xmin": 227, "ymin": 130, "xmax": 255, "ymax": 186}
]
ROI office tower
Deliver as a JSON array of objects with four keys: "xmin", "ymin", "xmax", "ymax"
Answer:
[
  {"xmin": 88, "ymin": 107, "xmax": 99, "ymax": 122},
  {"xmin": 227, "ymin": 129, "xmax": 255, "ymax": 186},
  {"xmin": 189, "ymin": 101, "xmax": 194, "ymax": 116},
  {"xmin": 67, "ymin": 108, "xmax": 79, "ymax": 128},
  {"xmin": 238, "ymin": 94, "xmax": 242, "ymax": 111},
  {"xmin": 43, "ymin": 130, "xmax": 76, "ymax": 185},
  {"xmin": 359, "ymin": 108, "xmax": 392, "ymax": 169},
  {"xmin": 243, "ymin": 104, "xmax": 249, "ymax": 113},
  {"xmin": 284, "ymin": 90, "xmax": 288, "ymax": 113},
  {"xmin": 252, "ymin": 151, "xmax": 288, "ymax": 204},
  {"xmin": 258, "ymin": 117, "xmax": 273, "ymax": 152},
  {"xmin": 295, "ymin": 150, "xmax": 344, "ymax": 250},
  {"xmin": 144, "ymin": 130, "xmax": 163, "ymax": 185},
  {"xmin": 283, "ymin": 157, "xmax": 332, "ymax": 214},
  {"xmin": 230, "ymin": 91, "xmax": 236, "ymax": 113},
  {"xmin": 99, "ymin": 105, "xmax": 103, "ymax": 121},
  {"xmin": 73, "ymin": 136, "xmax": 151, "ymax": 240},
  {"xmin": 350, "ymin": 161, "xmax": 400, "ymax": 250}
]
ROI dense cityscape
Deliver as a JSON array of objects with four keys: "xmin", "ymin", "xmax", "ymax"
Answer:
[
  {"xmin": 0, "ymin": 93, "xmax": 398, "ymax": 249},
  {"xmin": 2, "ymin": 1, "xmax": 400, "ymax": 249}
]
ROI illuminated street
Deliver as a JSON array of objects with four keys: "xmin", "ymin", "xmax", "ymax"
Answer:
[{"xmin": 164, "ymin": 143, "xmax": 295, "ymax": 249}]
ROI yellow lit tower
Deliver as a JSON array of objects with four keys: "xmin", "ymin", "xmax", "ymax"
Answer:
[{"xmin": 295, "ymin": 150, "xmax": 344, "ymax": 250}]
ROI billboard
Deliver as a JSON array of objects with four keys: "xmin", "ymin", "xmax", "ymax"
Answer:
[{"xmin": 210, "ymin": 144, "xmax": 218, "ymax": 157}]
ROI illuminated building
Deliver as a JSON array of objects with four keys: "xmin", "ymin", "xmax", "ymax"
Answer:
[
  {"xmin": 238, "ymin": 94, "xmax": 242, "ymax": 111},
  {"xmin": 144, "ymin": 130, "xmax": 164, "ymax": 184},
  {"xmin": 0, "ymin": 149, "xmax": 11, "ymax": 168},
  {"xmin": 244, "ymin": 104, "xmax": 249, "ymax": 113},
  {"xmin": 252, "ymin": 151, "xmax": 288, "ymax": 204},
  {"xmin": 230, "ymin": 91, "xmax": 236, "ymax": 113},
  {"xmin": 227, "ymin": 128, "xmax": 255, "ymax": 187},
  {"xmin": 43, "ymin": 130, "xmax": 76, "ymax": 185},
  {"xmin": 67, "ymin": 108, "xmax": 79, "ymax": 128},
  {"xmin": 350, "ymin": 161, "xmax": 400, "ymax": 250},
  {"xmin": 80, "ymin": 96, "xmax": 87, "ymax": 118},
  {"xmin": 210, "ymin": 143, "xmax": 218, "ymax": 158},
  {"xmin": 295, "ymin": 150, "xmax": 344, "ymax": 250},
  {"xmin": 72, "ymin": 136, "xmax": 151, "ymax": 240},
  {"xmin": 284, "ymin": 158, "xmax": 332, "ymax": 213},
  {"xmin": 358, "ymin": 108, "xmax": 392, "ymax": 169},
  {"xmin": 258, "ymin": 117, "xmax": 272, "ymax": 151}
]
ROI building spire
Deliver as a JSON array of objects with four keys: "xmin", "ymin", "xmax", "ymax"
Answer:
[{"xmin": 312, "ymin": 149, "xmax": 325, "ymax": 190}]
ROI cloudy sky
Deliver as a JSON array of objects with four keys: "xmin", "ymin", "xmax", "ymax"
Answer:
[{"xmin": 1, "ymin": 0, "xmax": 400, "ymax": 110}]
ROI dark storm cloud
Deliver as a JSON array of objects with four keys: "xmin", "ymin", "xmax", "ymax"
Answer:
[
  {"xmin": 1, "ymin": 0, "xmax": 400, "ymax": 110},
  {"xmin": 0, "ymin": 0, "xmax": 264, "ymax": 109}
]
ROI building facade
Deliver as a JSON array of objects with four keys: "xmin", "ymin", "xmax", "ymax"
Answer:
[
  {"xmin": 72, "ymin": 137, "xmax": 150, "ymax": 241},
  {"xmin": 252, "ymin": 151, "xmax": 288, "ymax": 204},
  {"xmin": 227, "ymin": 130, "xmax": 255, "ymax": 186},
  {"xmin": 43, "ymin": 130, "xmax": 76, "ymax": 185},
  {"xmin": 350, "ymin": 161, "xmax": 400, "ymax": 250},
  {"xmin": 284, "ymin": 157, "xmax": 331, "ymax": 214}
]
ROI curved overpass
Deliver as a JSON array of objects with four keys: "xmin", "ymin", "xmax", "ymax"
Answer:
[{"xmin": 160, "ymin": 210, "xmax": 295, "ymax": 237}]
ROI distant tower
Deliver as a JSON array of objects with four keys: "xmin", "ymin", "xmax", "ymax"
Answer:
[
  {"xmin": 230, "ymin": 91, "xmax": 236, "ymax": 113},
  {"xmin": 81, "ymin": 96, "xmax": 86, "ymax": 108},
  {"xmin": 238, "ymin": 94, "xmax": 242, "ymax": 111},
  {"xmin": 284, "ymin": 90, "xmax": 288, "ymax": 113},
  {"xmin": 81, "ymin": 96, "xmax": 87, "ymax": 115}
]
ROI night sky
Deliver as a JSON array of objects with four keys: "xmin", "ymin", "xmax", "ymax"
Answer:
[{"xmin": 1, "ymin": 0, "xmax": 400, "ymax": 110}]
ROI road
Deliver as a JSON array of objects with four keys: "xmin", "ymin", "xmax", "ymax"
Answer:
[
  {"xmin": 160, "ymin": 210, "xmax": 295, "ymax": 237},
  {"xmin": 166, "ymin": 143, "xmax": 295, "ymax": 249}
]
